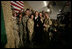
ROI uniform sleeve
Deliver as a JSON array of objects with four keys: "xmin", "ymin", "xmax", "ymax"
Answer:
[
  {"xmin": 22, "ymin": 17, "xmax": 26, "ymax": 27},
  {"xmin": 22, "ymin": 17, "xmax": 27, "ymax": 32}
]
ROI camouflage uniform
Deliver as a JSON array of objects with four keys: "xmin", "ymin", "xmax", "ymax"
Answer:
[
  {"xmin": 43, "ymin": 18, "xmax": 52, "ymax": 32},
  {"xmin": 22, "ymin": 15, "xmax": 29, "ymax": 44},
  {"xmin": 43, "ymin": 18, "xmax": 52, "ymax": 44},
  {"xmin": 12, "ymin": 17, "xmax": 20, "ymax": 48},
  {"xmin": 27, "ymin": 19, "xmax": 34, "ymax": 42},
  {"xmin": 17, "ymin": 17, "xmax": 24, "ymax": 47}
]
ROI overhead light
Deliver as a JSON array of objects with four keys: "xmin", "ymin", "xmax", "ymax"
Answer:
[
  {"xmin": 43, "ymin": 1, "xmax": 47, "ymax": 6},
  {"xmin": 47, "ymin": 9, "xmax": 50, "ymax": 12}
]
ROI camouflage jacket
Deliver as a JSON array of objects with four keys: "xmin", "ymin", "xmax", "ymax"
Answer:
[
  {"xmin": 43, "ymin": 18, "xmax": 52, "ymax": 32},
  {"xmin": 22, "ymin": 15, "xmax": 29, "ymax": 33}
]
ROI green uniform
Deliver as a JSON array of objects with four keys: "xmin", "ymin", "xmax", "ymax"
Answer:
[{"xmin": 22, "ymin": 15, "xmax": 29, "ymax": 43}]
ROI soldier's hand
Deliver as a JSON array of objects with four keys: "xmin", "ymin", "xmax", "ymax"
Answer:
[{"xmin": 43, "ymin": 24, "xmax": 47, "ymax": 27}]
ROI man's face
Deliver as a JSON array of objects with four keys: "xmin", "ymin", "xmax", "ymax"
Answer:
[
  {"xmin": 45, "ymin": 13, "xmax": 49, "ymax": 18},
  {"xmin": 26, "ymin": 10, "xmax": 30, "ymax": 16},
  {"xmin": 39, "ymin": 13, "xmax": 42, "ymax": 17},
  {"xmin": 36, "ymin": 12, "xmax": 38, "ymax": 16}
]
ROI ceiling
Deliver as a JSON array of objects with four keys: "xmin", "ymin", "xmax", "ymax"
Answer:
[
  {"xmin": 26, "ymin": 1, "xmax": 49, "ymax": 12},
  {"xmin": 26, "ymin": 1, "xmax": 68, "ymax": 12}
]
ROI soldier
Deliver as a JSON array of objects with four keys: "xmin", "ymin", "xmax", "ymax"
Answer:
[
  {"xmin": 43, "ymin": 12, "xmax": 52, "ymax": 45},
  {"xmin": 27, "ymin": 14, "xmax": 34, "ymax": 47},
  {"xmin": 16, "ymin": 13, "xmax": 24, "ymax": 48},
  {"xmin": 22, "ymin": 9, "xmax": 30, "ymax": 47},
  {"xmin": 43, "ymin": 12, "xmax": 52, "ymax": 32},
  {"xmin": 12, "ymin": 10, "xmax": 20, "ymax": 48}
]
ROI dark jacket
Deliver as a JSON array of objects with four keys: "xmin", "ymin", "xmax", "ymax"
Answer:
[{"xmin": 34, "ymin": 16, "xmax": 39, "ymax": 32}]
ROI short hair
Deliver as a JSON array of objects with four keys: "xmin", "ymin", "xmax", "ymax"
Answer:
[
  {"xmin": 45, "ymin": 12, "xmax": 48, "ymax": 14},
  {"xmin": 39, "ymin": 12, "xmax": 42, "ymax": 14},
  {"xmin": 35, "ymin": 11, "xmax": 38, "ymax": 14},
  {"xmin": 45, "ymin": 12, "xmax": 50, "ymax": 17},
  {"xmin": 26, "ymin": 8, "xmax": 30, "ymax": 11},
  {"xmin": 39, "ymin": 12, "xmax": 42, "ymax": 16}
]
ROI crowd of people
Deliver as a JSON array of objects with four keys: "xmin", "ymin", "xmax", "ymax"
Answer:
[{"xmin": 12, "ymin": 8, "xmax": 52, "ymax": 48}]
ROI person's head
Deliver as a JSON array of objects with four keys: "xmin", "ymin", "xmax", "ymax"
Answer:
[
  {"xmin": 39, "ymin": 12, "xmax": 42, "ymax": 18},
  {"xmin": 16, "ymin": 13, "xmax": 22, "ymax": 18},
  {"xmin": 42, "ymin": 10, "xmax": 45, "ymax": 14},
  {"xmin": 44, "ymin": 12, "xmax": 49, "ymax": 19},
  {"xmin": 30, "ymin": 14, "xmax": 34, "ymax": 20},
  {"xmin": 35, "ymin": 11, "xmax": 38, "ymax": 16},
  {"xmin": 30, "ymin": 14, "xmax": 34, "ymax": 19},
  {"xmin": 25, "ymin": 8, "xmax": 30, "ymax": 16}
]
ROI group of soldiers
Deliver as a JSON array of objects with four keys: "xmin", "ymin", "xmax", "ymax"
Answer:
[{"xmin": 12, "ymin": 8, "xmax": 52, "ymax": 48}]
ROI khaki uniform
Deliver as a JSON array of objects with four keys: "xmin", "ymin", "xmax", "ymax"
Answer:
[
  {"xmin": 12, "ymin": 17, "xmax": 20, "ymax": 48},
  {"xmin": 43, "ymin": 18, "xmax": 52, "ymax": 32},
  {"xmin": 27, "ymin": 19, "xmax": 34, "ymax": 42}
]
